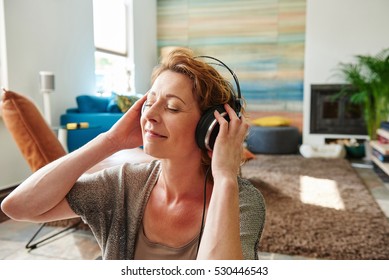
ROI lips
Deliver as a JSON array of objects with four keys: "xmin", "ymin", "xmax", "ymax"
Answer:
[{"xmin": 145, "ymin": 129, "xmax": 167, "ymax": 138}]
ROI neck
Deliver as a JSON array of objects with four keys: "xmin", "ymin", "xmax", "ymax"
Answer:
[{"xmin": 159, "ymin": 158, "xmax": 206, "ymax": 200}]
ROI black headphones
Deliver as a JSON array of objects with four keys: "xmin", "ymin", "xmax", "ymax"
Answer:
[
  {"xmin": 142, "ymin": 55, "xmax": 242, "ymax": 151},
  {"xmin": 194, "ymin": 55, "xmax": 242, "ymax": 151}
]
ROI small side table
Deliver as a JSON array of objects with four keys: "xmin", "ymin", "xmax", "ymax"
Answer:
[
  {"xmin": 57, "ymin": 127, "xmax": 69, "ymax": 153},
  {"xmin": 55, "ymin": 123, "xmax": 98, "ymax": 153}
]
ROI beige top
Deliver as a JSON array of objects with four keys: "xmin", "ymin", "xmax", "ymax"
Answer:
[
  {"xmin": 67, "ymin": 160, "xmax": 266, "ymax": 259},
  {"xmin": 134, "ymin": 223, "xmax": 200, "ymax": 260}
]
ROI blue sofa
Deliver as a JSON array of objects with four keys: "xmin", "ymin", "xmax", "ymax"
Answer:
[
  {"xmin": 60, "ymin": 109, "xmax": 123, "ymax": 152},
  {"xmin": 59, "ymin": 95, "xmax": 127, "ymax": 152}
]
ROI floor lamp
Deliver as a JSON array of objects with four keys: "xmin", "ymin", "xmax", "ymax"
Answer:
[{"xmin": 39, "ymin": 71, "xmax": 54, "ymax": 126}]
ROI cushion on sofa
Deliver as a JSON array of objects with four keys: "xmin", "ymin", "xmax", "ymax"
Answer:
[
  {"xmin": 75, "ymin": 94, "xmax": 139, "ymax": 113},
  {"xmin": 251, "ymin": 116, "xmax": 291, "ymax": 126},
  {"xmin": 60, "ymin": 94, "xmax": 139, "ymax": 151},
  {"xmin": 1, "ymin": 90, "xmax": 67, "ymax": 171},
  {"xmin": 116, "ymin": 94, "xmax": 140, "ymax": 113},
  {"xmin": 107, "ymin": 98, "xmax": 121, "ymax": 113},
  {"xmin": 76, "ymin": 95, "xmax": 110, "ymax": 113}
]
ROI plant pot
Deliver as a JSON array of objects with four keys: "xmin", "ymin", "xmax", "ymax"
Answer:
[{"xmin": 345, "ymin": 143, "xmax": 366, "ymax": 159}]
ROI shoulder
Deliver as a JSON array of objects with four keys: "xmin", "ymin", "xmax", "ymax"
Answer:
[
  {"xmin": 119, "ymin": 159, "xmax": 161, "ymax": 190},
  {"xmin": 121, "ymin": 159, "xmax": 161, "ymax": 177},
  {"xmin": 238, "ymin": 177, "xmax": 265, "ymax": 208},
  {"xmin": 119, "ymin": 160, "xmax": 161, "ymax": 193},
  {"xmin": 78, "ymin": 159, "xmax": 160, "ymax": 184},
  {"xmin": 237, "ymin": 177, "xmax": 266, "ymax": 260},
  {"xmin": 237, "ymin": 177, "xmax": 266, "ymax": 225},
  {"xmin": 71, "ymin": 160, "xmax": 161, "ymax": 198}
]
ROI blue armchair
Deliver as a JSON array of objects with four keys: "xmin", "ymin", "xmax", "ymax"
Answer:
[
  {"xmin": 59, "ymin": 95, "xmax": 128, "ymax": 152},
  {"xmin": 60, "ymin": 110, "xmax": 123, "ymax": 152}
]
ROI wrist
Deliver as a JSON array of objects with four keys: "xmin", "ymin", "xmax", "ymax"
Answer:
[
  {"xmin": 85, "ymin": 133, "xmax": 118, "ymax": 156},
  {"xmin": 213, "ymin": 174, "xmax": 238, "ymax": 189}
]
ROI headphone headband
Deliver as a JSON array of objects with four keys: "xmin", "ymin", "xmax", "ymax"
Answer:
[
  {"xmin": 195, "ymin": 55, "xmax": 242, "ymax": 114},
  {"xmin": 194, "ymin": 55, "xmax": 244, "ymax": 151},
  {"xmin": 196, "ymin": 55, "xmax": 241, "ymax": 99}
]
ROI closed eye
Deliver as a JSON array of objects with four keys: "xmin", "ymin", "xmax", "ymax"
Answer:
[{"xmin": 166, "ymin": 107, "xmax": 180, "ymax": 113}]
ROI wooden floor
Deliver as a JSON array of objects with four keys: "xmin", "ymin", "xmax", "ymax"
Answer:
[
  {"xmin": 0, "ymin": 219, "xmax": 101, "ymax": 260},
  {"xmin": 1, "ymin": 158, "xmax": 388, "ymax": 260},
  {"xmin": 0, "ymin": 148, "xmax": 154, "ymax": 260}
]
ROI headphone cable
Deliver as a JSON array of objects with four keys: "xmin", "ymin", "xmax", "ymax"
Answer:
[{"xmin": 196, "ymin": 165, "xmax": 211, "ymax": 258}]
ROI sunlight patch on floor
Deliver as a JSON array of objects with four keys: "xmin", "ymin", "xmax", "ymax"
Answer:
[{"xmin": 299, "ymin": 176, "xmax": 345, "ymax": 210}]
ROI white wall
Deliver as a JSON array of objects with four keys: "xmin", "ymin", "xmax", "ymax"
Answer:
[
  {"xmin": 303, "ymin": 0, "xmax": 389, "ymax": 145},
  {"xmin": 4, "ymin": 0, "xmax": 96, "ymax": 124},
  {"xmin": 0, "ymin": 0, "xmax": 96, "ymax": 189},
  {"xmin": 0, "ymin": 0, "xmax": 157, "ymax": 189},
  {"xmin": 0, "ymin": 0, "xmax": 7, "ymax": 89},
  {"xmin": 130, "ymin": 0, "xmax": 158, "ymax": 94}
]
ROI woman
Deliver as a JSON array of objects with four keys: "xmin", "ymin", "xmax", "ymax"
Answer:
[{"xmin": 1, "ymin": 48, "xmax": 265, "ymax": 260}]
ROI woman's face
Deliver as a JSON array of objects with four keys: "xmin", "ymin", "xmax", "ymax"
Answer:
[{"xmin": 141, "ymin": 70, "xmax": 202, "ymax": 160}]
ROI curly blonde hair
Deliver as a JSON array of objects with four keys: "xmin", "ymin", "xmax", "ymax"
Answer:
[{"xmin": 151, "ymin": 47, "xmax": 245, "ymax": 173}]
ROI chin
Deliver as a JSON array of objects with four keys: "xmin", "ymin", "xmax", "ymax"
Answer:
[{"xmin": 142, "ymin": 144, "xmax": 166, "ymax": 159}]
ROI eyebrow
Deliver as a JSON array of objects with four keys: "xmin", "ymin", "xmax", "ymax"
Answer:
[{"xmin": 149, "ymin": 91, "xmax": 186, "ymax": 105}]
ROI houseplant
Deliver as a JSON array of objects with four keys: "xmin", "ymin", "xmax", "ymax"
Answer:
[{"xmin": 335, "ymin": 48, "xmax": 389, "ymax": 140}]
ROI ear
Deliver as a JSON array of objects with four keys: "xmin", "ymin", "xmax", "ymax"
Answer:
[{"xmin": 207, "ymin": 150, "xmax": 213, "ymax": 159}]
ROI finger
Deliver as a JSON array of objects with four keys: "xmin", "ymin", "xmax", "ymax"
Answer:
[
  {"xmin": 224, "ymin": 103, "xmax": 240, "ymax": 120},
  {"xmin": 214, "ymin": 109, "xmax": 229, "ymax": 128},
  {"xmin": 132, "ymin": 93, "xmax": 148, "ymax": 112}
]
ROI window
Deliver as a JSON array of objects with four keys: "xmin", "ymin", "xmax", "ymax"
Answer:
[{"xmin": 93, "ymin": 0, "xmax": 130, "ymax": 96}]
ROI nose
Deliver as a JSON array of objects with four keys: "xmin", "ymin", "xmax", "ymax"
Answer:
[{"xmin": 141, "ymin": 101, "xmax": 161, "ymax": 123}]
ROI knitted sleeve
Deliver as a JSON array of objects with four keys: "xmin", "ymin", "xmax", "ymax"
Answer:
[
  {"xmin": 66, "ymin": 160, "xmax": 160, "ymax": 259},
  {"xmin": 238, "ymin": 177, "xmax": 266, "ymax": 260}
]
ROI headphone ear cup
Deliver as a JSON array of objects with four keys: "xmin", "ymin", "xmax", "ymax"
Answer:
[{"xmin": 195, "ymin": 105, "xmax": 229, "ymax": 151}]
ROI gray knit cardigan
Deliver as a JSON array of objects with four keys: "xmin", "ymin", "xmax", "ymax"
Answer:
[{"xmin": 66, "ymin": 160, "xmax": 266, "ymax": 260}]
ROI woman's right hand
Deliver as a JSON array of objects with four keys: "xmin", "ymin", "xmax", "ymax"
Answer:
[
  {"xmin": 104, "ymin": 94, "xmax": 148, "ymax": 151},
  {"xmin": 1, "ymin": 94, "xmax": 148, "ymax": 223}
]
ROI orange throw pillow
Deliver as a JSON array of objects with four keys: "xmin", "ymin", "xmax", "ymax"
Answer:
[
  {"xmin": 1, "ymin": 90, "xmax": 66, "ymax": 172},
  {"xmin": 243, "ymin": 147, "xmax": 256, "ymax": 160}
]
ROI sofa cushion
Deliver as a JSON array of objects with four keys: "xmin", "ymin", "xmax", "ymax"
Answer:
[
  {"xmin": 76, "ymin": 95, "xmax": 110, "ymax": 113},
  {"xmin": 251, "ymin": 116, "xmax": 291, "ymax": 127},
  {"xmin": 107, "ymin": 98, "xmax": 121, "ymax": 113},
  {"xmin": 116, "ymin": 95, "xmax": 140, "ymax": 113},
  {"xmin": 1, "ymin": 90, "xmax": 66, "ymax": 171}
]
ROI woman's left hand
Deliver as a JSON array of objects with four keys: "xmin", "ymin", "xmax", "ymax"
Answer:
[
  {"xmin": 209, "ymin": 104, "xmax": 249, "ymax": 179},
  {"xmin": 198, "ymin": 103, "xmax": 248, "ymax": 259}
]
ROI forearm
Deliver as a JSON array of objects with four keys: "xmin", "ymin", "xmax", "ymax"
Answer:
[
  {"xmin": 197, "ymin": 176, "xmax": 243, "ymax": 260},
  {"xmin": 1, "ymin": 133, "xmax": 116, "ymax": 221}
]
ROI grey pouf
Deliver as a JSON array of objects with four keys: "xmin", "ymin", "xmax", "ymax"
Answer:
[{"xmin": 246, "ymin": 126, "xmax": 299, "ymax": 154}]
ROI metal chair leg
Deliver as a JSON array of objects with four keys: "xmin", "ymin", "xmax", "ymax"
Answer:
[{"xmin": 25, "ymin": 220, "xmax": 81, "ymax": 250}]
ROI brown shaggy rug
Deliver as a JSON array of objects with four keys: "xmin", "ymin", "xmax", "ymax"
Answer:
[{"xmin": 241, "ymin": 155, "xmax": 389, "ymax": 259}]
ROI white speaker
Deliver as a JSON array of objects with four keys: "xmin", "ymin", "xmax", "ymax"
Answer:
[
  {"xmin": 39, "ymin": 71, "xmax": 55, "ymax": 126},
  {"xmin": 39, "ymin": 71, "xmax": 55, "ymax": 91}
]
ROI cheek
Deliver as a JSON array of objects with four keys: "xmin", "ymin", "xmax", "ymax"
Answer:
[{"xmin": 174, "ymin": 117, "xmax": 200, "ymax": 144}]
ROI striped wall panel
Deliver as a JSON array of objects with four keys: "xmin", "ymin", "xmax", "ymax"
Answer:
[{"xmin": 157, "ymin": 0, "xmax": 306, "ymax": 112}]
